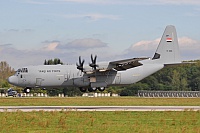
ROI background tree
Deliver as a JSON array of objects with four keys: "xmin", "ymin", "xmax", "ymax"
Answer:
[
  {"xmin": 0, "ymin": 61, "xmax": 15, "ymax": 88},
  {"xmin": 171, "ymin": 69, "xmax": 181, "ymax": 90},
  {"xmin": 44, "ymin": 58, "xmax": 63, "ymax": 65}
]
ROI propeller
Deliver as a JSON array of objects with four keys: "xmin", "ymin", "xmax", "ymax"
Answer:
[
  {"xmin": 89, "ymin": 54, "xmax": 98, "ymax": 70},
  {"xmin": 76, "ymin": 56, "xmax": 85, "ymax": 72}
]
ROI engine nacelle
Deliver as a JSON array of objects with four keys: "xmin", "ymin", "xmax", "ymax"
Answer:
[{"xmin": 84, "ymin": 62, "xmax": 113, "ymax": 73}]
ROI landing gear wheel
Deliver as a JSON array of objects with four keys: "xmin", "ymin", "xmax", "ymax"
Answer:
[
  {"xmin": 79, "ymin": 87, "xmax": 87, "ymax": 93},
  {"xmin": 88, "ymin": 87, "xmax": 97, "ymax": 92},
  {"xmin": 97, "ymin": 87, "xmax": 105, "ymax": 92},
  {"xmin": 24, "ymin": 88, "xmax": 31, "ymax": 93}
]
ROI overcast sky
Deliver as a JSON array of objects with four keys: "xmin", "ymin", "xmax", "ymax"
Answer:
[{"xmin": 0, "ymin": 0, "xmax": 200, "ymax": 69}]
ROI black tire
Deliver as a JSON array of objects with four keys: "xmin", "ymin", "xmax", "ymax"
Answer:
[
  {"xmin": 98, "ymin": 87, "xmax": 105, "ymax": 92},
  {"xmin": 88, "ymin": 87, "xmax": 97, "ymax": 92},
  {"xmin": 88, "ymin": 88, "xmax": 93, "ymax": 92},
  {"xmin": 24, "ymin": 88, "xmax": 31, "ymax": 93},
  {"xmin": 79, "ymin": 87, "xmax": 87, "ymax": 92}
]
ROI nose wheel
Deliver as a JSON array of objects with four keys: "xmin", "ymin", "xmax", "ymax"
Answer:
[{"xmin": 24, "ymin": 88, "xmax": 31, "ymax": 93}]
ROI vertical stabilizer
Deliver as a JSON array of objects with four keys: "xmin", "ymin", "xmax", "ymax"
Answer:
[{"xmin": 152, "ymin": 25, "xmax": 181, "ymax": 64}]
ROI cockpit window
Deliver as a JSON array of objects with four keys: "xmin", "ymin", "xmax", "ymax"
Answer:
[
  {"xmin": 18, "ymin": 68, "xmax": 28, "ymax": 73},
  {"xmin": 15, "ymin": 68, "xmax": 28, "ymax": 76},
  {"xmin": 21, "ymin": 68, "xmax": 28, "ymax": 73}
]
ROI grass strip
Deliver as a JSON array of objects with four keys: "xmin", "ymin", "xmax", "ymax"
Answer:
[
  {"xmin": 0, "ymin": 97, "xmax": 200, "ymax": 106},
  {"xmin": 0, "ymin": 111, "xmax": 200, "ymax": 133}
]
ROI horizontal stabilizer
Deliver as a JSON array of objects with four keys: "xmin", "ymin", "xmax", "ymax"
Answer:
[{"xmin": 164, "ymin": 62, "xmax": 196, "ymax": 67}]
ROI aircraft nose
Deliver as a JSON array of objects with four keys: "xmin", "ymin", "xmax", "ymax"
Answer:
[{"xmin": 8, "ymin": 76, "xmax": 18, "ymax": 85}]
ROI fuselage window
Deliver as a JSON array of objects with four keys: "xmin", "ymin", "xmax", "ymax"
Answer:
[{"xmin": 21, "ymin": 75, "xmax": 23, "ymax": 78}]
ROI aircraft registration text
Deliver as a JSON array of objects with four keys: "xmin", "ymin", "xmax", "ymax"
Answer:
[{"xmin": 38, "ymin": 70, "xmax": 61, "ymax": 73}]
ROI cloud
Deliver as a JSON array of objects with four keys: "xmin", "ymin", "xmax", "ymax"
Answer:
[
  {"xmin": 178, "ymin": 37, "xmax": 200, "ymax": 60},
  {"xmin": 184, "ymin": 7, "xmax": 200, "ymax": 17},
  {"xmin": 1, "ymin": 37, "xmax": 200, "ymax": 69},
  {"xmin": 58, "ymin": 0, "xmax": 200, "ymax": 5},
  {"xmin": 8, "ymin": 29, "xmax": 19, "ymax": 32},
  {"xmin": 123, "ymin": 38, "xmax": 160, "ymax": 58},
  {"xmin": 0, "ymin": 38, "xmax": 111, "ymax": 69},
  {"xmin": 84, "ymin": 14, "xmax": 120, "ymax": 21},
  {"xmin": 178, "ymin": 37, "xmax": 199, "ymax": 49},
  {"xmin": 124, "ymin": 37, "xmax": 200, "ymax": 60},
  {"xmin": 5, "ymin": 29, "xmax": 34, "ymax": 33},
  {"xmin": 58, "ymin": 0, "xmax": 119, "ymax": 4},
  {"xmin": 0, "ymin": 44, "xmax": 13, "ymax": 47},
  {"xmin": 42, "ymin": 41, "xmax": 60, "ymax": 51},
  {"xmin": 156, "ymin": 0, "xmax": 200, "ymax": 5},
  {"xmin": 57, "ymin": 38, "xmax": 107, "ymax": 50},
  {"xmin": 129, "ymin": 39, "xmax": 160, "ymax": 51},
  {"xmin": 21, "ymin": 0, "xmax": 52, "ymax": 4},
  {"xmin": 62, "ymin": 13, "xmax": 120, "ymax": 21}
]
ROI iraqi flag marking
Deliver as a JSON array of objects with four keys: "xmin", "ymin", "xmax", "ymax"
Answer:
[{"xmin": 166, "ymin": 38, "xmax": 172, "ymax": 42}]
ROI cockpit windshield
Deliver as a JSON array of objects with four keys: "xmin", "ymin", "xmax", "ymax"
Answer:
[{"xmin": 15, "ymin": 68, "xmax": 28, "ymax": 75}]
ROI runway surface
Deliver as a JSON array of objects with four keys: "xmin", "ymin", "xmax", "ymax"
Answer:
[{"xmin": 0, "ymin": 106, "xmax": 200, "ymax": 112}]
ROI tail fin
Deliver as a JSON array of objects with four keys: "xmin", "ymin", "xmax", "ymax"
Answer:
[{"xmin": 152, "ymin": 25, "xmax": 181, "ymax": 64}]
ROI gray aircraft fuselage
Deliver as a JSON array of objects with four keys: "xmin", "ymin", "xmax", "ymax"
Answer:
[
  {"xmin": 8, "ymin": 25, "xmax": 181, "ymax": 93},
  {"xmin": 8, "ymin": 60, "xmax": 163, "ymax": 89}
]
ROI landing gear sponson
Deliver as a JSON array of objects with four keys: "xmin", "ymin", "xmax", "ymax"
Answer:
[{"xmin": 79, "ymin": 87, "xmax": 105, "ymax": 92}]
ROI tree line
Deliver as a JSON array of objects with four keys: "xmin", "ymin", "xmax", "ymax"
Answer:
[
  {"xmin": 0, "ymin": 61, "xmax": 15, "ymax": 91},
  {"xmin": 120, "ymin": 60, "xmax": 200, "ymax": 96},
  {"xmin": 44, "ymin": 58, "xmax": 63, "ymax": 65},
  {"xmin": 1, "ymin": 59, "xmax": 200, "ymax": 96}
]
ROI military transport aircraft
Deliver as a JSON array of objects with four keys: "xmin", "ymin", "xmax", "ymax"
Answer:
[{"xmin": 8, "ymin": 25, "xmax": 182, "ymax": 93}]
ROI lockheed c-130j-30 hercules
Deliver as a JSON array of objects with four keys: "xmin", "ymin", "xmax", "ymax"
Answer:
[{"xmin": 8, "ymin": 25, "xmax": 182, "ymax": 93}]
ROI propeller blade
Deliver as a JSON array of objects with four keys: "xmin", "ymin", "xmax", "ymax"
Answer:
[
  {"xmin": 77, "ymin": 56, "xmax": 84, "ymax": 72},
  {"xmin": 79, "ymin": 56, "xmax": 82, "ymax": 64},
  {"xmin": 94, "ymin": 55, "xmax": 97, "ymax": 63},
  {"xmin": 81, "ymin": 59, "xmax": 85, "ymax": 66},
  {"xmin": 89, "ymin": 54, "xmax": 98, "ymax": 70},
  {"xmin": 91, "ymin": 54, "xmax": 94, "ymax": 63}
]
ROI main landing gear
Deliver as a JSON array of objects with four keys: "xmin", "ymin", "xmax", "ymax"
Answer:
[{"xmin": 79, "ymin": 87, "xmax": 105, "ymax": 92}]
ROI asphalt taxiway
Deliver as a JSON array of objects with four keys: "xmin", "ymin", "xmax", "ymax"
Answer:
[{"xmin": 0, "ymin": 106, "xmax": 200, "ymax": 112}]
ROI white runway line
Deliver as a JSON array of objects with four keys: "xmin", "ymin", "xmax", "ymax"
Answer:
[{"xmin": 0, "ymin": 106, "xmax": 200, "ymax": 112}]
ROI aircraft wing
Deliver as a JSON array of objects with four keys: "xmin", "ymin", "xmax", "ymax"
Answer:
[{"xmin": 109, "ymin": 57, "xmax": 149, "ymax": 71}]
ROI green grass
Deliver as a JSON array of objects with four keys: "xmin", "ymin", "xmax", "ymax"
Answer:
[
  {"xmin": 0, "ymin": 97, "xmax": 200, "ymax": 106},
  {"xmin": 0, "ymin": 111, "xmax": 200, "ymax": 133},
  {"xmin": 1, "ymin": 97, "xmax": 200, "ymax": 132}
]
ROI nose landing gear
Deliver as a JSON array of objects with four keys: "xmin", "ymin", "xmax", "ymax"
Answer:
[{"xmin": 24, "ymin": 87, "xmax": 31, "ymax": 93}]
